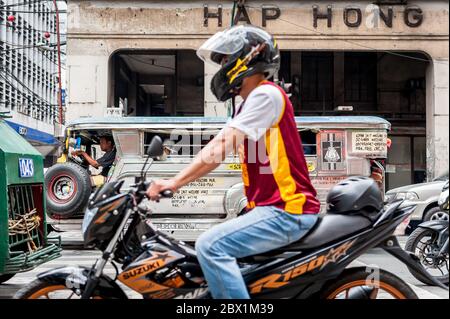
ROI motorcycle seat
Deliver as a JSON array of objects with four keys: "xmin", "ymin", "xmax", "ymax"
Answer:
[{"xmin": 281, "ymin": 214, "xmax": 372, "ymax": 250}]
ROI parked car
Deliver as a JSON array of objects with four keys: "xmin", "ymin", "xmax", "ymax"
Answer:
[{"xmin": 385, "ymin": 173, "xmax": 449, "ymax": 222}]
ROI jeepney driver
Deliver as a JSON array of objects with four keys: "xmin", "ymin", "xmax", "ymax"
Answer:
[
  {"xmin": 71, "ymin": 134, "xmax": 116, "ymax": 179},
  {"xmin": 146, "ymin": 25, "xmax": 320, "ymax": 299}
]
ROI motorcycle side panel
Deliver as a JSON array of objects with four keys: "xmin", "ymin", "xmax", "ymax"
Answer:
[
  {"xmin": 245, "ymin": 210, "xmax": 413, "ymax": 298},
  {"xmin": 117, "ymin": 245, "xmax": 211, "ymax": 299}
]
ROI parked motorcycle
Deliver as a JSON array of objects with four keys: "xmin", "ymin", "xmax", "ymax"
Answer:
[
  {"xmin": 405, "ymin": 180, "xmax": 449, "ymax": 285},
  {"xmin": 14, "ymin": 137, "xmax": 448, "ymax": 299}
]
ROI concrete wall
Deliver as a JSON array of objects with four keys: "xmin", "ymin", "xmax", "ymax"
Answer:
[{"xmin": 426, "ymin": 59, "xmax": 449, "ymax": 179}]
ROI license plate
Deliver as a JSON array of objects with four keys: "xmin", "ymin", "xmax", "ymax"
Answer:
[
  {"xmin": 19, "ymin": 158, "xmax": 34, "ymax": 178},
  {"xmin": 153, "ymin": 223, "xmax": 196, "ymax": 230}
]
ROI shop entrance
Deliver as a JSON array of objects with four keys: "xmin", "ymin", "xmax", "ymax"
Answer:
[
  {"xmin": 278, "ymin": 50, "xmax": 430, "ymax": 190},
  {"xmin": 109, "ymin": 50, "xmax": 204, "ymax": 116}
]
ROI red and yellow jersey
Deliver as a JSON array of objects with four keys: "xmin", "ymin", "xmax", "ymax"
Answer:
[{"xmin": 238, "ymin": 81, "xmax": 320, "ymax": 214}]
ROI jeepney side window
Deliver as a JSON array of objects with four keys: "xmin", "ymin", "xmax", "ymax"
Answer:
[
  {"xmin": 144, "ymin": 130, "xmax": 219, "ymax": 158},
  {"xmin": 300, "ymin": 130, "xmax": 317, "ymax": 155}
]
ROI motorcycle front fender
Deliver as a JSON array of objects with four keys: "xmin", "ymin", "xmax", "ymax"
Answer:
[
  {"xmin": 417, "ymin": 220, "xmax": 448, "ymax": 232},
  {"xmin": 381, "ymin": 237, "xmax": 448, "ymax": 290},
  {"xmin": 37, "ymin": 266, "xmax": 128, "ymax": 299}
]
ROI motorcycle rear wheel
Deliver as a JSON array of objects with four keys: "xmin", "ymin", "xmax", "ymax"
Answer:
[{"xmin": 320, "ymin": 267, "xmax": 418, "ymax": 299}]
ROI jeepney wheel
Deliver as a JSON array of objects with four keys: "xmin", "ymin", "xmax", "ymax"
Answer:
[
  {"xmin": 45, "ymin": 162, "xmax": 92, "ymax": 219},
  {"xmin": 0, "ymin": 274, "xmax": 15, "ymax": 284}
]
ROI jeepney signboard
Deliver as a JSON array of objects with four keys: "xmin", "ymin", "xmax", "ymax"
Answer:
[
  {"xmin": 146, "ymin": 176, "xmax": 232, "ymax": 214},
  {"xmin": 311, "ymin": 176, "xmax": 347, "ymax": 189},
  {"xmin": 170, "ymin": 177, "xmax": 223, "ymax": 209},
  {"xmin": 351, "ymin": 131, "xmax": 387, "ymax": 157}
]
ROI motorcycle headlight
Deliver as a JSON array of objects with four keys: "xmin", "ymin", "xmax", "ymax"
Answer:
[
  {"xmin": 395, "ymin": 192, "xmax": 419, "ymax": 201},
  {"xmin": 82, "ymin": 207, "xmax": 98, "ymax": 235}
]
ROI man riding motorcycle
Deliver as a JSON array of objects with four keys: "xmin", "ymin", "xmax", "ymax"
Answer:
[{"xmin": 146, "ymin": 25, "xmax": 320, "ymax": 299}]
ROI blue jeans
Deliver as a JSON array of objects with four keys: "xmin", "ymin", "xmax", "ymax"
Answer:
[{"xmin": 195, "ymin": 206, "xmax": 318, "ymax": 299}]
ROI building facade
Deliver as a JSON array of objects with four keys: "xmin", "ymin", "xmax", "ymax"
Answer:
[
  {"xmin": 0, "ymin": 0, "xmax": 61, "ymax": 164},
  {"xmin": 65, "ymin": 0, "xmax": 449, "ymax": 189}
]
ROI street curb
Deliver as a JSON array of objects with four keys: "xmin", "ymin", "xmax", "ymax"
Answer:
[{"xmin": 352, "ymin": 260, "xmax": 444, "ymax": 299}]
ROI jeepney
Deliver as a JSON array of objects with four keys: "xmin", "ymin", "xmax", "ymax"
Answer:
[
  {"xmin": 53, "ymin": 116, "xmax": 390, "ymax": 242},
  {"xmin": 0, "ymin": 114, "xmax": 61, "ymax": 284}
]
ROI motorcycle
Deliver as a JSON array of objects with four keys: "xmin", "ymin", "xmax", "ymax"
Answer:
[
  {"xmin": 405, "ymin": 180, "xmax": 449, "ymax": 285},
  {"xmin": 14, "ymin": 136, "xmax": 448, "ymax": 299}
]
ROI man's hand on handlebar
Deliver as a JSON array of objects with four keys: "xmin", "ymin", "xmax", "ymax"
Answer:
[
  {"xmin": 71, "ymin": 150, "xmax": 85, "ymax": 157},
  {"xmin": 146, "ymin": 179, "xmax": 178, "ymax": 202}
]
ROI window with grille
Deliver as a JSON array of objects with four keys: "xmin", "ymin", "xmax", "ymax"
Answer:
[
  {"xmin": 300, "ymin": 52, "xmax": 334, "ymax": 112},
  {"xmin": 344, "ymin": 52, "xmax": 377, "ymax": 110},
  {"xmin": 0, "ymin": 84, "xmax": 4, "ymax": 109}
]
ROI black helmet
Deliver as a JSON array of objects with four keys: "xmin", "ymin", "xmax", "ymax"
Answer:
[
  {"xmin": 197, "ymin": 25, "xmax": 280, "ymax": 102},
  {"xmin": 326, "ymin": 176, "xmax": 383, "ymax": 214}
]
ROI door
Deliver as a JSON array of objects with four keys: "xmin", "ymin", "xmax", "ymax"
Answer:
[{"xmin": 386, "ymin": 135, "xmax": 426, "ymax": 190}]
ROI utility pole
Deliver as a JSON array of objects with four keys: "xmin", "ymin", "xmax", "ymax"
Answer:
[{"xmin": 52, "ymin": 0, "xmax": 63, "ymax": 125}]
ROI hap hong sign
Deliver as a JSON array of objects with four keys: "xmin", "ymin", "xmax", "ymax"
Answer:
[{"xmin": 203, "ymin": 4, "xmax": 424, "ymax": 28}]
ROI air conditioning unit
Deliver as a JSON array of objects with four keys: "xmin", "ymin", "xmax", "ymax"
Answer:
[
  {"xmin": 104, "ymin": 97, "xmax": 127, "ymax": 117},
  {"xmin": 335, "ymin": 105, "xmax": 354, "ymax": 111}
]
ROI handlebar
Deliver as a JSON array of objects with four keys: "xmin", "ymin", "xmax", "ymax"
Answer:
[
  {"xmin": 160, "ymin": 189, "xmax": 174, "ymax": 198},
  {"xmin": 137, "ymin": 189, "xmax": 173, "ymax": 199},
  {"xmin": 133, "ymin": 181, "xmax": 174, "ymax": 200}
]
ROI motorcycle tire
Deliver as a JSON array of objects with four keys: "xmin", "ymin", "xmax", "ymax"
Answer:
[
  {"xmin": 319, "ymin": 267, "xmax": 418, "ymax": 299},
  {"xmin": 14, "ymin": 279, "xmax": 104, "ymax": 299},
  {"xmin": 405, "ymin": 227, "xmax": 449, "ymax": 285},
  {"xmin": 0, "ymin": 274, "xmax": 15, "ymax": 284},
  {"xmin": 45, "ymin": 162, "xmax": 92, "ymax": 219}
]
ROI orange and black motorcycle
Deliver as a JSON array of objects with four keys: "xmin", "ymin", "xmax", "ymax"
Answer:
[{"xmin": 15, "ymin": 137, "xmax": 448, "ymax": 299}]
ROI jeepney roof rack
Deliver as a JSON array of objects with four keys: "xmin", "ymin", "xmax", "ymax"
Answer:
[{"xmin": 66, "ymin": 115, "xmax": 391, "ymax": 131}]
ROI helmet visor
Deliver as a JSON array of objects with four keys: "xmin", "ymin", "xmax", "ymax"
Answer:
[
  {"xmin": 197, "ymin": 25, "xmax": 275, "ymax": 65},
  {"xmin": 197, "ymin": 29, "xmax": 245, "ymax": 65}
]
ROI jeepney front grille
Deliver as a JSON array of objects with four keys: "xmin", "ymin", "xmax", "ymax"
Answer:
[{"xmin": 7, "ymin": 184, "xmax": 45, "ymax": 253}]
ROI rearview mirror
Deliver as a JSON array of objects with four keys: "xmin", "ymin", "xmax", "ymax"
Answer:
[{"xmin": 147, "ymin": 135, "xmax": 164, "ymax": 158}]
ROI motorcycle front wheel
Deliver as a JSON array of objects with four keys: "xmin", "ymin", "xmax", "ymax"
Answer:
[
  {"xmin": 14, "ymin": 279, "xmax": 105, "ymax": 299},
  {"xmin": 320, "ymin": 267, "xmax": 418, "ymax": 299},
  {"xmin": 405, "ymin": 227, "xmax": 449, "ymax": 285}
]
